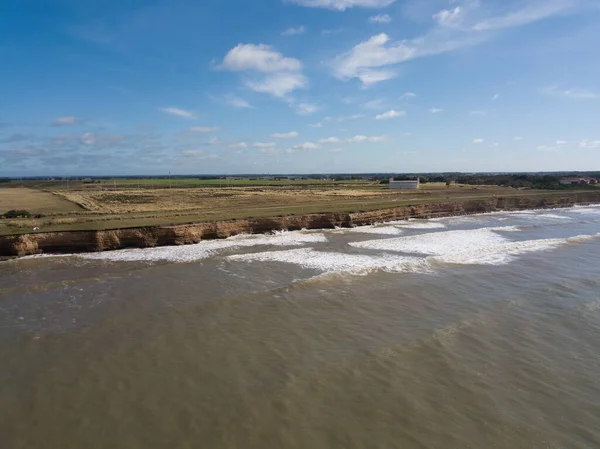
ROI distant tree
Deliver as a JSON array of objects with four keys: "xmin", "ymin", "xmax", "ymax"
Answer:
[{"xmin": 3, "ymin": 210, "xmax": 32, "ymax": 218}]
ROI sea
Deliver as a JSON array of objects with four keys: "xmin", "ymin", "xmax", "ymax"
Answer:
[{"xmin": 1, "ymin": 205, "xmax": 600, "ymax": 449}]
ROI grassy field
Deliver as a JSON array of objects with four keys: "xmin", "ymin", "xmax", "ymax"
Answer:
[
  {"xmin": 0, "ymin": 188, "xmax": 84, "ymax": 216},
  {"xmin": 0, "ymin": 182, "xmax": 594, "ymax": 235}
]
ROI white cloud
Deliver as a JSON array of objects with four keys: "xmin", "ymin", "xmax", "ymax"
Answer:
[
  {"xmin": 429, "ymin": 108, "xmax": 443, "ymax": 113},
  {"xmin": 333, "ymin": 34, "xmax": 414, "ymax": 86},
  {"xmin": 400, "ymin": 92, "xmax": 417, "ymax": 99},
  {"xmin": 161, "ymin": 107, "xmax": 196, "ymax": 119},
  {"xmin": 375, "ymin": 109, "xmax": 405, "ymax": 120},
  {"xmin": 541, "ymin": 86, "xmax": 598, "ymax": 100},
  {"xmin": 293, "ymin": 102, "xmax": 320, "ymax": 115},
  {"xmin": 490, "ymin": 142, "xmax": 499, "ymax": 147},
  {"xmin": 318, "ymin": 137, "xmax": 341, "ymax": 144},
  {"xmin": 286, "ymin": 141, "xmax": 320, "ymax": 153},
  {"xmin": 473, "ymin": 138, "xmax": 484, "ymax": 144},
  {"xmin": 556, "ymin": 140, "xmax": 567, "ymax": 145},
  {"xmin": 253, "ymin": 142, "xmax": 277, "ymax": 148},
  {"xmin": 369, "ymin": 14, "xmax": 392, "ymax": 23},
  {"xmin": 219, "ymin": 43, "xmax": 306, "ymax": 98},
  {"xmin": 580, "ymin": 140, "xmax": 600, "ymax": 149},
  {"xmin": 224, "ymin": 94, "xmax": 252, "ymax": 109},
  {"xmin": 220, "ymin": 43, "xmax": 301, "ymax": 72},
  {"xmin": 245, "ymin": 72, "xmax": 307, "ymax": 98},
  {"xmin": 333, "ymin": 2, "xmax": 580, "ymax": 86},
  {"xmin": 358, "ymin": 70, "xmax": 396, "ymax": 86},
  {"xmin": 287, "ymin": 0, "xmax": 396, "ymax": 11},
  {"xmin": 347, "ymin": 135, "xmax": 385, "ymax": 143},
  {"xmin": 52, "ymin": 116, "xmax": 78, "ymax": 126},
  {"xmin": 433, "ymin": 6, "xmax": 463, "ymax": 26},
  {"xmin": 514, "ymin": 136, "xmax": 524, "ymax": 141},
  {"xmin": 492, "ymin": 93, "xmax": 500, "ymax": 101},
  {"xmin": 271, "ymin": 131, "xmax": 299, "ymax": 139},
  {"xmin": 229, "ymin": 142, "xmax": 248, "ymax": 149},
  {"xmin": 190, "ymin": 126, "xmax": 220, "ymax": 133},
  {"xmin": 469, "ymin": 110, "xmax": 488, "ymax": 116},
  {"xmin": 472, "ymin": 2, "xmax": 576, "ymax": 31},
  {"xmin": 282, "ymin": 25, "xmax": 306, "ymax": 36}
]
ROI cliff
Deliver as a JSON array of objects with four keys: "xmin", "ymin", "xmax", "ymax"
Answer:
[{"xmin": 2, "ymin": 192, "xmax": 599, "ymax": 258}]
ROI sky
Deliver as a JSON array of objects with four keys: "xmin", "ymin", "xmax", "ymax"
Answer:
[{"xmin": 1, "ymin": 0, "xmax": 600, "ymax": 176}]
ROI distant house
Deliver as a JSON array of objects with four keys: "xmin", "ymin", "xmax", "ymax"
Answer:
[
  {"xmin": 560, "ymin": 177, "xmax": 599, "ymax": 186},
  {"xmin": 389, "ymin": 177, "xmax": 420, "ymax": 190}
]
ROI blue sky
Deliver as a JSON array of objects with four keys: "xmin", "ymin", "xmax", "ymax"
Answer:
[{"xmin": 1, "ymin": 0, "xmax": 600, "ymax": 176}]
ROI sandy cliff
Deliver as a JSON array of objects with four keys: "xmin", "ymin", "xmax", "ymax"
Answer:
[{"xmin": 2, "ymin": 193, "xmax": 599, "ymax": 257}]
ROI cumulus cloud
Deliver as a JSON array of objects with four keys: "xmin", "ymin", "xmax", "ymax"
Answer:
[
  {"xmin": 285, "ymin": 141, "xmax": 319, "ymax": 153},
  {"xmin": 282, "ymin": 26, "xmax": 306, "ymax": 36},
  {"xmin": 347, "ymin": 135, "xmax": 385, "ymax": 143},
  {"xmin": 293, "ymin": 102, "xmax": 320, "ymax": 115},
  {"xmin": 318, "ymin": 137, "xmax": 341, "ymax": 144},
  {"xmin": 219, "ymin": 43, "xmax": 306, "ymax": 98},
  {"xmin": 52, "ymin": 116, "xmax": 79, "ymax": 126},
  {"xmin": 271, "ymin": 131, "xmax": 299, "ymax": 138},
  {"xmin": 220, "ymin": 44, "xmax": 301, "ymax": 72},
  {"xmin": 245, "ymin": 73, "xmax": 307, "ymax": 98},
  {"xmin": 429, "ymin": 108, "xmax": 443, "ymax": 113},
  {"xmin": 369, "ymin": 14, "xmax": 392, "ymax": 23},
  {"xmin": 375, "ymin": 110, "xmax": 405, "ymax": 120},
  {"xmin": 400, "ymin": 92, "xmax": 417, "ymax": 99},
  {"xmin": 161, "ymin": 107, "xmax": 197, "ymax": 119},
  {"xmin": 287, "ymin": 0, "xmax": 396, "ymax": 11},
  {"xmin": 473, "ymin": 138, "xmax": 484, "ymax": 144}
]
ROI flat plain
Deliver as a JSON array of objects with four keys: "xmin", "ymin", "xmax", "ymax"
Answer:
[{"xmin": 0, "ymin": 180, "xmax": 592, "ymax": 236}]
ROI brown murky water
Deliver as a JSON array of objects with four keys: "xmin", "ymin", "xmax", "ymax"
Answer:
[{"xmin": 2, "ymin": 206, "xmax": 600, "ymax": 449}]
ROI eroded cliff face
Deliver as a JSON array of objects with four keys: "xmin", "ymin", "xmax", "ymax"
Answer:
[{"xmin": 2, "ymin": 193, "xmax": 599, "ymax": 257}]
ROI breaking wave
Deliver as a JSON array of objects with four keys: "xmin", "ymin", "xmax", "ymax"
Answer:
[
  {"xmin": 76, "ymin": 232, "xmax": 329, "ymax": 263},
  {"xmin": 228, "ymin": 248, "xmax": 426, "ymax": 274}
]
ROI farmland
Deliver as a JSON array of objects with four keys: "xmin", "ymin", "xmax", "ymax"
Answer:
[{"xmin": 0, "ymin": 179, "xmax": 595, "ymax": 236}]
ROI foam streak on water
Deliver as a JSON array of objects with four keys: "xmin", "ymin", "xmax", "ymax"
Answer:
[
  {"xmin": 77, "ymin": 232, "xmax": 329, "ymax": 263},
  {"xmin": 228, "ymin": 248, "xmax": 426, "ymax": 274}
]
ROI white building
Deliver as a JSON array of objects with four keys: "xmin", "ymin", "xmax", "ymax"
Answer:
[{"xmin": 389, "ymin": 177, "xmax": 420, "ymax": 190}]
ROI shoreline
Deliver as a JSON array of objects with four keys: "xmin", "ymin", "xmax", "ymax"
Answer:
[{"xmin": 2, "ymin": 192, "xmax": 600, "ymax": 258}]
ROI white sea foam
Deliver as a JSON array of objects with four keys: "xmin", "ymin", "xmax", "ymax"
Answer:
[
  {"xmin": 391, "ymin": 221, "xmax": 447, "ymax": 230},
  {"xmin": 335, "ymin": 226, "xmax": 404, "ymax": 235},
  {"xmin": 349, "ymin": 227, "xmax": 515, "ymax": 256},
  {"xmin": 77, "ymin": 232, "xmax": 329, "ymax": 263},
  {"xmin": 568, "ymin": 206, "xmax": 600, "ymax": 216},
  {"xmin": 228, "ymin": 248, "xmax": 426, "ymax": 274}
]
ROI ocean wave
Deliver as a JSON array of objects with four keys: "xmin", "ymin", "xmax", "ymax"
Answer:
[
  {"xmin": 76, "ymin": 232, "xmax": 329, "ymax": 263},
  {"xmin": 228, "ymin": 248, "xmax": 428, "ymax": 274},
  {"xmin": 349, "ymin": 227, "xmax": 517, "ymax": 256},
  {"xmin": 389, "ymin": 221, "xmax": 447, "ymax": 230},
  {"xmin": 333, "ymin": 225, "xmax": 404, "ymax": 235}
]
